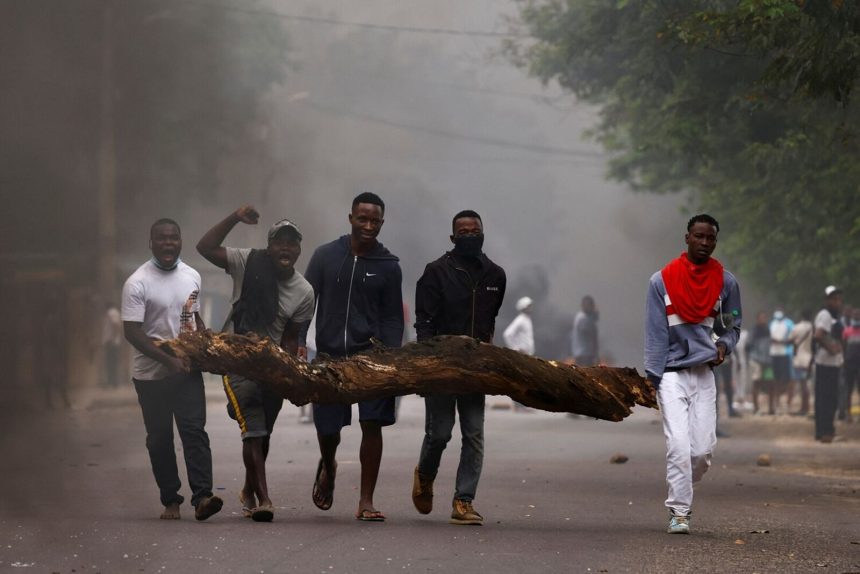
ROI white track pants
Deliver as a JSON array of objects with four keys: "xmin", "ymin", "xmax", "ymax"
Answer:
[{"xmin": 657, "ymin": 365, "xmax": 717, "ymax": 516}]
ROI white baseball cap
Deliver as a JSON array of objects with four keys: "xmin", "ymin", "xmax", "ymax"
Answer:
[{"xmin": 516, "ymin": 296, "xmax": 533, "ymax": 312}]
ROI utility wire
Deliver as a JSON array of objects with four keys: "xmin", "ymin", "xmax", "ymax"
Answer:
[
  {"xmin": 301, "ymin": 100, "xmax": 604, "ymax": 160},
  {"xmin": 177, "ymin": 0, "xmax": 529, "ymax": 38}
]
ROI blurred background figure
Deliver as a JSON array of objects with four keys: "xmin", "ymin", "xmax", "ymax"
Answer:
[
  {"xmin": 749, "ymin": 311, "xmax": 774, "ymax": 415},
  {"xmin": 732, "ymin": 326, "xmax": 751, "ymax": 413},
  {"xmin": 571, "ymin": 295, "xmax": 599, "ymax": 366},
  {"xmin": 503, "ymin": 296, "xmax": 535, "ymax": 412},
  {"xmin": 769, "ymin": 307, "xmax": 795, "ymax": 414},
  {"xmin": 101, "ymin": 302, "xmax": 123, "ymax": 388},
  {"xmin": 789, "ymin": 309, "xmax": 814, "ymax": 416},
  {"xmin": 839, "ymin": 306, "xmax": 860, "ymax": 423}
]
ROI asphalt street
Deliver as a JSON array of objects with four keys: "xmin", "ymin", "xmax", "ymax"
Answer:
[{"xmin": 1, "ymin": 385, "xmax": 858, "ymax": 574}]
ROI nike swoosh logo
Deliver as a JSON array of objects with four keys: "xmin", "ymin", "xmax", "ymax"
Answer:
[{"xmin": 365, "ymin": 273, "xmax": 377, "ymax": 277}]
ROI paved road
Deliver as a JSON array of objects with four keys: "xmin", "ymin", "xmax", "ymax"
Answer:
[{"xmin": 2, "ymin": 388, "xmax": 858, "ymax": 573}]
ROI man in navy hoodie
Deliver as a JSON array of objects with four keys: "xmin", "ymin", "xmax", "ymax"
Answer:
[
  {"xmin": 644, "ymin": 214, "xmax": 742, "ymax": 535},
  {"xmin": 304, "ymin": 192, "xmax": 404, "ymax": 522}
]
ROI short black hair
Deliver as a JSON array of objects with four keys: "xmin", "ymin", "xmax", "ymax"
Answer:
[
  {"xmin": 150, "ymin": 218, "xmax": 180, "ymax": 237},
  {"xmin": 452, "ymin": 210, "xmax": 482, "ymax": 233},
  {"xmin": 352, "ymin": 192, "xmax": 385, "ymax": 213},
  {"xmin": 687, "ymin": 213, "xmax": 719, "ymax": 232}
]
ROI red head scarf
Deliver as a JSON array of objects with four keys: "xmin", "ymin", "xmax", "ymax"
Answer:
[{"xmin": 661, "ymin": 252, "xmax": 724, "ymax": 324}]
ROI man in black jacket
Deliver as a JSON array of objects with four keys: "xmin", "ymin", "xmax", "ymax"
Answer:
[
  {"xmin": 411, "ymin": 210, "xmax": 506, "ymax": 525},
  {"xmin": 304, "ymin": 192, "xmax": 404, "ymax": 522}
]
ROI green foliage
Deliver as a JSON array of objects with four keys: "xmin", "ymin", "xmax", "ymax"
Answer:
[{"xmin": 509, "ymin": 0, "xmax": 860, "ymax": 309}]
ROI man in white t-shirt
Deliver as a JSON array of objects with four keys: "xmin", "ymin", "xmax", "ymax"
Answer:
[
  {"xmin": 121, "ymin": 218, "xmax": 223, "ymax": 521},
  {"xmin": 197, "ymin": 205, "xmax": 315, "ymax": 522},
  {"xmin": 768, "ymin": 308, "xmax": 794, "ymax": 413},
  {"xmin": 503, "ymin": 296, "xmax": 534, "ymax": 412},
  {"xmin": 814, "ymin": 285, "xmax": 844, "ymax": 442}
]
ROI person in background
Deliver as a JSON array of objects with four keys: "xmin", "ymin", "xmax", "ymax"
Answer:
[
  {"xmin": 102, "ymin": 302, "xmax": 122, "ymax": 387},
  {"xmin": 572, "ymin": 295, "xmax": 599, "ymax": 366},
  {"xmin": 839, "ymin": 306, "xmax": 860, "ymax": 422},
  {"xmin": 749, "ymin": 312, "xmax": 773, "ymax": 415},
  {"xmin": 813, "ymin": 286, "xmax": 844, "ymax": 443},
  {"xmin": 768, "ymin": 307, "xmax": 794, "ymax": 414},
  {"xmin": 788, "ymin": 310, "xmax": 814, "ymax": 416},
  {"xmin": 503, "ymin": 296, "xmax": 534, "ymax": 412}
]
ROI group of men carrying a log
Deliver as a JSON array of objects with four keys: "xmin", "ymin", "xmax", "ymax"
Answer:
[{"xmin": 121, "ymin": 191, "xmax": 741, "ymax": 535}]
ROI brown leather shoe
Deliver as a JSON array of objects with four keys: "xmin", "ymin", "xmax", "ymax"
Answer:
[
  {"xmin": 450, "ymin": 499, "xmax": 483, "ymax": 525},
  {"xmin": 194, "ymin": 495, "xmax": 223, "ymax": 521},
  {"xmin": 412, "ymin": 466, "xmax": 434, "ymax": 514}
]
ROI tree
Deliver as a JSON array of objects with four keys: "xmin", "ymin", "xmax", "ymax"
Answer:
[
  {"xmin": 507, "ymin": 0, "xmax": 860, "ymax": 309},
  {"xmin": 113, "ymin": 0, "xmax": 291, "ymax": 205}
]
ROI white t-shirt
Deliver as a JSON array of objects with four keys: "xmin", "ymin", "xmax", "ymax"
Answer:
[
  {"xmin": 814, "ymin": 309, "xmax": 844, "ymax": 367},
  {"xmin": 769, "ymin": 318, "xmax": 793, "ymax": 356},
  {"xmin": 503, "ymin": 312, "xmax": 534, "ymax": 356},
  {"xmin": 121, "ymin": 260, "xmax": 201, "ymax": 381},
  {"xmin": 791, "ymin": 320, "xmax": 813, "ymax": 369},
  {"xmin": 224, "ymin": 248, "xmax": 315, "ymax": 344}
]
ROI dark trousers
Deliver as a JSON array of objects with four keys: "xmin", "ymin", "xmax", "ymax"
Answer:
[
  {"xmin": 814, "ymin": 365, "xmax": 841, "ymax": 439},
  {"xmin": 418, "ymin": 393, "xmax": 485, "ymax": 502},
  {"xmin": 134, "ymin": 372, "xmax": 213, "ymax": 507}
]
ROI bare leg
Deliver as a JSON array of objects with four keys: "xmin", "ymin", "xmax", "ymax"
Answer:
[
  {"xmin": 357, "ymin": 421, "xmax": 383, "ymax": 517},
  {"xmin": 313, "ymin": 432, "xmax": 340, "ymax": 509},
  {"xmin": 243, "ymin": 437, "xmax": 271, "ymax": 508}
]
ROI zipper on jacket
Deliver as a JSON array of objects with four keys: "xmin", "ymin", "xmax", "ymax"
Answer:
[
  {"xmin": 451, "ymin": 262, "xmax": 478, "ymax": 338},
  {"xmin": 343, "ymin": 255, "xmax": 358, "ymax": 357}
]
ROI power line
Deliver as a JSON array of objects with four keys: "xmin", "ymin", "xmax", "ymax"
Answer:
[
  {"xmin": 301, "ymin": 101, "xmax": 604, "ymax": 160},
  {"xmin": 177, "ymin": 0, "xmax": 529, "ymax": 38}
]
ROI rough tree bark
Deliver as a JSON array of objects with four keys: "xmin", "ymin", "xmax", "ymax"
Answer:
[{"xmin": 157, "ymin": 331, "xmax": 657, "ymax": 421}]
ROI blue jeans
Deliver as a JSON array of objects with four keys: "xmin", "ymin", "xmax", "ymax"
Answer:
[{"xmin": 417, "ymin": 393, "xmax": 485, "ymax": 502}]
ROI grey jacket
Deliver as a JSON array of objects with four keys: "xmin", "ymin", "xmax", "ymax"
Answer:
[{"xmin": 644, "ymin": 269, "xmax": 742, "ymax": 385}]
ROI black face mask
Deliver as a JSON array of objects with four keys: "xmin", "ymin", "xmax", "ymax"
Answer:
[{"xmin": 452, "ymin": 235, "xmax": 484, "ymax": 258}]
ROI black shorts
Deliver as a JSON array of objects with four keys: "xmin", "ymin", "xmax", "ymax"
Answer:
[
  {"xmin": 771, "ymin": 355, "xmax": 791, "ymax": 382},
  {"xmin": 223, "ymin": 374, "xmax": 283, "ymax": 440},
  {"xmin": 312, "ymin": 398, "xmax": 396, "ymax": 436}
]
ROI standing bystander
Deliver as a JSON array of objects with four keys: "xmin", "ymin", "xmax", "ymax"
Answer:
[{"xmin": 813, "ymin": 286, "xmax": 844, "ymax": 442}]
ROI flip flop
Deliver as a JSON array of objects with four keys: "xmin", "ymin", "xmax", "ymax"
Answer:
[
  {"xmin": 239, "ymin": 493, "xmax": 253, "ymax": 518},
  {"xmin": 356, "ymin": 509, "xmax": 386, "ymax": 522},
  {"xmin": 250, "ymin": 503, "xmax": 274, "ymax": 522},
  {"xmin": 312, "ymin": 458, "xmax": 335, "ymax": 511}
]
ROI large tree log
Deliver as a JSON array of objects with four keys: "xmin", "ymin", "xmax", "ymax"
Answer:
[{"xmin": 157, "ymin": 331, "xmax": 657, "ymax": 421}]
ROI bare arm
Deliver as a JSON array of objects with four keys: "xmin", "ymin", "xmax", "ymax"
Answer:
[
  {"xmin": 123, "ymin": 321, "xmax": 189, "ymax": 374},
  {"xmin": 280, "ymin": 320, "xmax": 310, "ymax": 360},
  {"xmin": 814, "ymin": 327, "xmax": 842, "ymax": 355},
  {"xmin": 196, "ymin": 205, "xmax": 259, "ymax": 270}
]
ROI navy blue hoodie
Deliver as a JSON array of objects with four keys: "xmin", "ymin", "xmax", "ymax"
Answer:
[{"xmin": 304, "ymin": 235, "xmax": 404, "ymax": 357}]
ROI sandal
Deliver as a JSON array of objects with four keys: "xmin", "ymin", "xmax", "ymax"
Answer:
[
  {"xmin": 312, "ymin": 458, "xmax": 336, "ymax": 511},
  {"xmin": 356, "ymin": 509, "xmax": 386, "ymax": 522}
]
